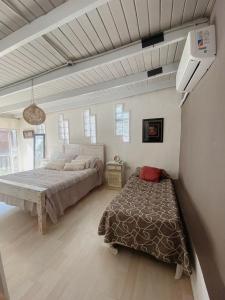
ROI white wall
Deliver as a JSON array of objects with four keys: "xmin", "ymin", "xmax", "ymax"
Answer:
[
  {"xmin": 0, "ymin": 117, "xmax": 20, "ymax": 129},
  {"xmin": 40, "ymin": 87, "xmax": 181, "ymax": 178}
]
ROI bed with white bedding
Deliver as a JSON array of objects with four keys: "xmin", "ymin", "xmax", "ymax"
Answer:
[{"xmin": 0, "ymin": 144, "xmax": 104, "ymax": 234}]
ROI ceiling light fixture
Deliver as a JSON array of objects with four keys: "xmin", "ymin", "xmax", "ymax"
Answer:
[{"xmin": 23, "ymin": 79, "xmax": 46, "ymax": 125}]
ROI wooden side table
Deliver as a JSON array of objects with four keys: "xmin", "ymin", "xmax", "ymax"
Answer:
[{"xmin": 106, "ymin": 161, "xmax": 125, "ymax": 189}]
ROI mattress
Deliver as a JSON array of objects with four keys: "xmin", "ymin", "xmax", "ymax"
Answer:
[
  {"xmin": 0, "ymin": 160, "xmax": 103, "ymax": 223},
  {"xmin": 98, "ymin": 172, "xmax": 191, "ymax": 275}
]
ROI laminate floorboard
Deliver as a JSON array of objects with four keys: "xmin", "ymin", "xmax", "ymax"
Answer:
[{"xmin": 0, "ymin": 187, "xmax": 193, "ymax": 300}]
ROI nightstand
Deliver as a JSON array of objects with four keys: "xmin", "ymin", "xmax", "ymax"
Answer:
[{"xmin": 106, "ymin": 161, "xmax": 125, "ymax": 189}]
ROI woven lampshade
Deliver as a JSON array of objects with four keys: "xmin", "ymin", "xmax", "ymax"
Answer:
[{"xmin": 23, "ymin": 103, "xmax": 46, "ymax": 125}]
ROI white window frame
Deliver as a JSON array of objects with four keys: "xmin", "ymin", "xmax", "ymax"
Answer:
[
  {"xmin": 83, "ymin": 109, "xmax": 96, "ymax": 144},
  {"xmin": 58, "ymin": 114, "xmax": 70, "ymax": 144},
  {"xmin": 115, "ymin": 103, "xmax": 130, "ymax": 143}
]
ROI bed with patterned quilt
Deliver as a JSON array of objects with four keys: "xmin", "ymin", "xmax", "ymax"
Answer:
[{"xmin": 98, "ymin": 169, "xmax": 191, "ymax": 277}]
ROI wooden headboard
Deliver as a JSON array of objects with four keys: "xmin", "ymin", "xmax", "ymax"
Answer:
[{"xmin": 64, "ymin": 144, "xmax": 105, "ymax": 164}]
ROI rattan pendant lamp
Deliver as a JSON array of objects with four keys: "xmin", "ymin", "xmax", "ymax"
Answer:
[{"xmin": 23, "ymin": 79, "xmax": 46, "ymax": 125}]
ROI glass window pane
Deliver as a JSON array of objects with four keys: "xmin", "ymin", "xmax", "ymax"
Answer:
[
  {"xmin": 123, "ymin": 112, "xmax": 129, "ymax": 120},
  {"xmin": 116, "ymin": 120, "xmax": 123, "ymax": 136},
  {"xmin": 0, "ymin": 130, "xmax": 10, "ymax": 175},
  {"xmin": 58, "ymin": 114, "xmax": 70, "ymax": 142},
  {"xmin": 84, "ymin": 110, "xmax": 90, "ymax": 117},
  {"xmin": 34, "ymin": 134, "xmax": 45, "ymax": 168},
  {"xmin": 83, "ymin": 111, "xmax": 97, "ymax": 143},
  {"xmin": 0, "ymin": 129, "xmax": 19, "ymax": 174},
  {"xmin": 91, "ymin": 135, "xmax": 96, "ymax": 144},
  {"xmin": 123, "ymin": 135, "xmax": 130, "ymax": 143},
  {"xmin": 116, "ymin": 104, "xmax": 123, "ymax": 113},
  {"xmin": 90, "ymin": 115, "xmax": 95, "ymax": 126},
  {"xmin": 85, "ymin": 129, "xmax": 91, "ymax": 137},
  {"xmin": 116, "ymin": 115, "xmax": 124, "ymax": 122},
  {"xmin": 115, "ymin": 105, "xmax": 130, "ymax": 142},
  {"xmin": 84, "ymin": 110, "xmax": 92, "ymax": 138}
]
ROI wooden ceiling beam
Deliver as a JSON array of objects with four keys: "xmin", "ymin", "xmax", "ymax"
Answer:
[
  {"xmin": 0, "ymin": 0, "xmax": 109, "ymax": 58},
  {"xmin": 0, "ymin": 63, "xmax": 178, "ymax": 114}
]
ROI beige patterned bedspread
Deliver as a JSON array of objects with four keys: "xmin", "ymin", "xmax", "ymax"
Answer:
[
  {"xmin": 98, "ymin": 172, "xmax": 191, "ymax": 276},
  {"xmin": 0, "ymin": 160, "xmax": 103, "ymax": 223}
]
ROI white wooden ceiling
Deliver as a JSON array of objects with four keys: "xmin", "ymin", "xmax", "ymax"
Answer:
[
  {"xmin": 3, "ymin": 73, "xmax": 176, "ymax": 117},
  {"xmin": 0, "ymin": 0, "xmax": 67, "ymax": 44},
  {"xmin": 0, "ymin": 0, "xmax": 215, "ymax": 115},
  {"xmin": 0, "ymin": 42, "xmax": 184, "ymax": 105}
]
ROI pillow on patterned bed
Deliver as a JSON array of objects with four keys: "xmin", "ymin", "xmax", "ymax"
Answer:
[
  {"xmin": 140, "ymin": 166, "xmax": 162, "ymax": 182},
  {"xmin": 134, "ymin": 167, "xmax": 170, "ymax": 181}
]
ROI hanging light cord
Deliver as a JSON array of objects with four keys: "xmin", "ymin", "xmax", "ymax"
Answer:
[{"xmin": 31, "ymin": 79, "xmax": 35, "ymax": 105}]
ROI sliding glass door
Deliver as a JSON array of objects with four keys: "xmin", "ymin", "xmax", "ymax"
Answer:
[{"xmin": 0, "ymin": 129, "xmax": 19, "ymax": 175}]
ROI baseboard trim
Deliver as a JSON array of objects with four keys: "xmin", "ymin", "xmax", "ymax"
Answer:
[{"xmin": 191, "ymin": 249, "xmax": 210, "ymax": 300}]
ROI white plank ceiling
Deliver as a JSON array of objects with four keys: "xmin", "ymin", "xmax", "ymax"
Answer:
[
  {"xmin": 4, "ymin": 73, "xmax": 176, "ymax": 117},
  {"xmin": 0, "ymin": 0, "xmax": 215, "ymax": 115}
]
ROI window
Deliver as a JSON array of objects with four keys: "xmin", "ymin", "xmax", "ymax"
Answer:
[
  {"xmin": 36, "ymin": 123, "xmax": 45, "ymax": 134},
  {"xmin": 115, "ymin": 104, "xmax": 130, "ymax": 142},
  {"xmin": 83, "ymin": 109, "xmax": 96, "ymax": 144},
  {"xmin": 0, "ymin": 129, "xmax": 19, "ymax": 175},
  {"xmin": 34, "ymin": 134, "xmax": 45, "ymax": 168},
  {"xmin": 58, "ymin": 114, "xmax": 69, "ymax": 144}
]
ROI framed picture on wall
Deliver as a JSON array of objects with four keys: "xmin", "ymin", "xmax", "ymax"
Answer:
[
  {"xmin": 23, "ymin": 130, "xmax": 34, "ymax": 139},
  {"xmin": 142, "ymin": 118, "xmax": 164, "ymax": 143}
]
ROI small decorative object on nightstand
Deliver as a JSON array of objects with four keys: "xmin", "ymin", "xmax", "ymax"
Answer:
[{"xmin": 106, "ymin": 161, "xmax": 125, "ymax": 189}]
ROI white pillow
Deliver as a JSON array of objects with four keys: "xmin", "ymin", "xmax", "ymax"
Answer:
[
  {"xmin": 73, "ymin": 155, "xmax": 97, "ymax": 168},
  {"xmin": 71, "ymin": 159, "xmax": 91, "ymax": 169},
  {"xmin": 45, "ymin": 160, "xmax": 65, "ymax": 170},
  {"xmin": 64, "ymin": 162, "xmax": 85, "ymax": 171}
]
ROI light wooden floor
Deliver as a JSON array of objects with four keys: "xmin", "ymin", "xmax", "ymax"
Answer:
[{"xmin": 0, "ymin": 187, "xmax": 193, "ymax": 300}]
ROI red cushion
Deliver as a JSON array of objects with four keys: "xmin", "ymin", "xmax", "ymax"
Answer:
[{"xmin": 139, "ymin": 166, "xmax": 162, "ymax": 182}]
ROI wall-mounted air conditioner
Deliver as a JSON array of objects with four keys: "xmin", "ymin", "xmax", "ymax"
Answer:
[{"xmin": 176, "ymin": 25, "xmax": 216, "ymax": 94}]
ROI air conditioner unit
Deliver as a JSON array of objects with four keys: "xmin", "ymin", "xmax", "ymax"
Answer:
[{"xmin": 176, "ymin": 25, "xmax": 216, "ymax": 93}]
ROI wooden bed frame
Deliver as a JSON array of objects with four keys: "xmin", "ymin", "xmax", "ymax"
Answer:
[
  {"xmin": 0, "ymin": 143, "xmax": 105, "ymax": 235},
  {"xmin": 0, "ymin": 180, "xmax": 47, "ymax": 234}
]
